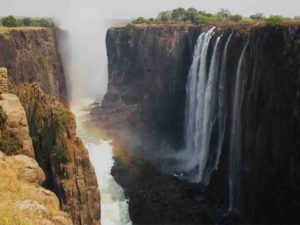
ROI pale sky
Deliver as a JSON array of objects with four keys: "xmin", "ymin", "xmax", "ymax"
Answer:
[
  {"xmin": 1, "ymin": 0, "xmax": 300, "ymax": 19},
  {"xmin": 0, "ymin": 0, "xmax": 300, "ymax": 103}
]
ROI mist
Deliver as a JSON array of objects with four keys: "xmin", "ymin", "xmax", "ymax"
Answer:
[{"xmin": 1, "ymin": 0, "xmax": 300, "ymax": 105}]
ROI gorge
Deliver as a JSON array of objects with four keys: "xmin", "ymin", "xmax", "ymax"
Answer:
[
  {"xmin": 94, "ymin": 23, "xmax": 300, "ymax": 224},
  {"xmin": 0, "ymin": 11, "xmax": 300, "ymax": 225}
]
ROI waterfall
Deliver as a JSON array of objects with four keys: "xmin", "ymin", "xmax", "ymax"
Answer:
[
  {"xmin": 184, "ymin": 29, "xmax": 232, "ymax": 184},
  {"xmin": 206, "ymin": 32, "xmax": 233, "ymax": 182},
  {"xmin": 72, "ymin": 101, "xmax": 132, "ymax": 225},
  {"xmin": 229, "ymin": 41, "xmax": 249, "ymax": 213}
]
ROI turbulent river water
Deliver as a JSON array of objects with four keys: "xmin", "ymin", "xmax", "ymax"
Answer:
[{"xmin": 72, "ymin": 100, "xmax": 132, "ymax": 225}]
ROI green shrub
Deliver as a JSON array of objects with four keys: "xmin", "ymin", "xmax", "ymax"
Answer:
[
  {"xmin": 1, "ymin": 16, "xmax": 17, "ymax": 27},
  {"xmin": 0, "ymin": 107, "xmax": 7, "ymax": 130},
  {"xmin": 172, "ymin": 8, "xmax": 186, "ymax": 22},
  {"xmin": 265, "ymin": 15, "xmax": 285, "ymax": 25},
  {"xmin": 230, "ymin": 14, "xmax": 243, "ymax": 22},
  {"xmin": 37, "ymin": 19, "xmax": 52, "ymax": 27},
  {"xmin": 51, "ymin": 145, "xmax": 66, "ymax": 162},
  {"xmin": 194, "ymin": 15, "xmax": 210, "ymax": 24},
  {"xmin": 22, "ymin": 18, "xmax": 32, "ymax": 26},
  {"xmin": 0, "ymin": 131, "xmax": 22, "ymax": 156},
  {"xmin": 158, "ymin": 11, "xmax": 172, "ymax": 23},
  {"xmin": 240, "ymin": 17, "xmax": 255, "ymax": 24},
  {"xmin": 186, "ymin": 8, "xmax": 198, "ymax": 22},
  {"xmin": 132, "ymin": 17, "xmax": 148, "ymax": 24}
]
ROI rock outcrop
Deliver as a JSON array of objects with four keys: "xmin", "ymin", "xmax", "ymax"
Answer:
[
  {"xmin": 0, "ymin": 28, "xmax": 68, "ymax": 105},
  {"xmin": 0, "ymin": 68, "xmax": 34, "ymax": 158},
  {"xmin": 95, "ymin": 24, "xmax": 300, "ymax": 224},
  {"xmin": 0, "ymin": 151, "xmax": 72, "ymax": 225},
  {"xmin": 12, "ymin": 83, "xmax": 101, "ymax": 225}
]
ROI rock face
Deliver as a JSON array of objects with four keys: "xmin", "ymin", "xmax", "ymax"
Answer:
[
  {"xmin": 12, "ymin": 83, "xmax": 101, "ymax": 225},
  {"xmin": 0, "ymin": 68, "xmax": 34, "ymax": 157},
  {"xmin": 92, "ymin": 26, "xmax": 202, "ymax": 151},
  {"xmin": 0, "ymin": 28, "xmax": 68, "ymax": 105},
  {"xmin": 0, "ymin": 151, "xmax": 72, "ymax": 225},
  {"xmin": 0, "ymin": 27, "xmax": 101, "ymax": 224},
  {"xmin": 96, "ymin": 24, "xmax": 300, "ymax": 224}
]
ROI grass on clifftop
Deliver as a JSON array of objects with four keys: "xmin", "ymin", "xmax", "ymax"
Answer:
[
  {"xmin": 0, "ymin": 26, "xmax": 47, "ymax": 33},
  {"xmin": 0, "ymin": 26, "xmax": 49, "ymax": 40},
  {"xmin": 0, "ymin": 154, "xmax": 68, "ymax": 225},
  {"xmin": 0, "ymin": 160, "xmax": 39, "ymax": 225}
]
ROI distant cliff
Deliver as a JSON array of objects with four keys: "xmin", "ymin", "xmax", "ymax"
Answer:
[
  {"xmin": 0, "ymin": 27, "xmax": 68, "ymax": 105},
  {"xmin": 95, "ymin": 24, "xmax": 300, "ymax": 224}
]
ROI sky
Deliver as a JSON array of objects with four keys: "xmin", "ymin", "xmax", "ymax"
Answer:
[{"xmin": 0, "ymin": 0, "xmax": 300, "ymax": 103}]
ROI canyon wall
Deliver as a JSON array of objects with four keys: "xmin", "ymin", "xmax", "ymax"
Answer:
[
  {"xmin": 92, "ymin": 26, "xmax": 202, "ymax": 151},
  {"xmin": 0, "ymin": 28, "xmax": 68, "ymax": 105},
  {"xmin": 12, "ymin": 83, "xmax": 101, "ymax": 225},
  {"xmin": 96, "ymin": 24, "xmax": 300, "ymax": 224},
  {"xmin": 0, "ymin": 68, "xmax": 72, "ymax": 225},
  {"xmin": 0, "ymin": 28, "xmax": 101, "ymax": 225}
]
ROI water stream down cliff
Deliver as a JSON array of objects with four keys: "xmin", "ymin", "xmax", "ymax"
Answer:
[
  {"xmin": 72, "ymin": 101, "xmax": 132, "ymax": 225},
  {"xmin": 183, "ymin": 28, "xmax": 249, "ymax": 213}
]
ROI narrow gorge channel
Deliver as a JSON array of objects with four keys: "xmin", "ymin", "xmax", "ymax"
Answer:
[{"xmin": 72, "ymin": 101, "xmax": 132, "ymax": 225}]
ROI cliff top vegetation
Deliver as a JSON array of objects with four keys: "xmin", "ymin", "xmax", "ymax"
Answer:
[
  {"xmin": 0, "ymin": 15, "xmax": 55, "ymax": 28},
  {"xmin": 129, "ymin": 8, "xmax": 300, "ymax": 26}
]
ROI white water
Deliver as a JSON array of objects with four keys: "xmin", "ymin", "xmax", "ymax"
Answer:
[
  {"xmin": 229, "ymin": 42, "xmax": 249, "ymax": 213},
  {"xmin": 183, "ymin": 29, "xmax": 233, "ymax": 184},
  {"xmin": 72, "ymin": 100, "xmax": 132, "ymax": 225}
]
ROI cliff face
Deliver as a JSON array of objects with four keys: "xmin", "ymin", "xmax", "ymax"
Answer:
[
  {"xmin": 0, "ymin": 28, "xmax": 68, "ymax": 105},
  {"xmin": 12, "ymin": 83, "xmax": 101, "ymax": 225},
  {"xmin": 0, "ymin": 27, "xmax": 101, "ymax": 225},
  {"xmin": 96, "ymin": 24, "xmax": 300, "ymax": 224},
  {"xmin": 238, "ymin": 25, "xmax": 300, "ymax": 223},
  {"xmin": 0, "ymin": 152, "xmax": 73, "ymax": 225},
  {"xmin": 0, "ymin": 71, "xmax": 72, "ymax": 225},
  {"xmin": 92, "ymin": 26, "xmax": 202, "ymax": 150}
]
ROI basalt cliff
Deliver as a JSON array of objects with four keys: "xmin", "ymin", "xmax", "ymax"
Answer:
[
  {"xmin": 94, "ymin": 24, "xmax": 300, "ymax": 224},
  {"xmin": 0, "ymin": 28, "xmax": 100, "ymax": 225}
]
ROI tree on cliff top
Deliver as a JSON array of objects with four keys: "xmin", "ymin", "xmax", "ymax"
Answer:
[
  {"xmin": 22, "ymin": 17, "xmax": 33, "ymax": 26},
  {"xmin": 172, "ymin": 8, "xmax": 186, "ymax": 22},
  {"xmin": 1, "ymin": 16, "xmax": 17, "ymax": 27},
  {"xmin": 265, "ymin": 15, "xmax": 285, "ymax": 25},
  {"xmin": 132, "ymin": 17, "xmax": 149, "ymax": 24}
]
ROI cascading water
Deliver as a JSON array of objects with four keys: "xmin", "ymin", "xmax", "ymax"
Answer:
[
  {"xmin": 184, "ymin": 29, "xmax": 250, "ymax": 215},
  {"xmin": 72, "ymin": 100, "xmax": 132, "ymax": 225},
  {"xmin": 229, "ymin": 41, "xmax": 249, "ymax": 213},
  {"xmin": 184, "ymin": 29, "xmax": 232, "ymax": 185}
]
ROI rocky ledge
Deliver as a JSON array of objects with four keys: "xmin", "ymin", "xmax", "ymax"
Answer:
[{"xmin": 0, "ymin": 151, "xmax": 72, "ymax": 225}]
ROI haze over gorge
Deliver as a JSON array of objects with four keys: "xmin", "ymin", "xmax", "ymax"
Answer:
[{"xmin": 0, "ymin": 1, "xmax": 300, "ymax": 225}]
